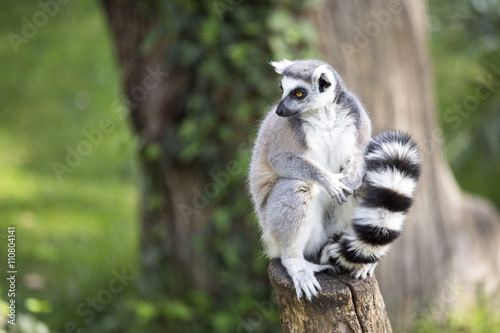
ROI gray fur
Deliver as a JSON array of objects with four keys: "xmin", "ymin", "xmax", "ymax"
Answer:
[
  {"xmin": 288, "ymin": 117, "xmax": 307, "ymax": 147},
  {"xmin": 281, "ymin": 59, "xmax": 326, "ymax": 82},
  {"xmin": 339, "ymin": 93, "xmax": 371, "ymax": 191},
  {"xmin": 248, "ymin": 59, "xmax": 372, "ymax": 300}
]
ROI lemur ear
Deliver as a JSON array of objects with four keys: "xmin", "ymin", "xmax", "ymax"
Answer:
[
  {"xmin": 270, "ymin": 59, "xmax": 293, "ymax": 74},
  {"xmin": 318, "ymin": 73, "xmax": 331, "ymax": 93},
  {"xmin": 312, "ymin": 65, "xmax": 334, "ymax": 93}
]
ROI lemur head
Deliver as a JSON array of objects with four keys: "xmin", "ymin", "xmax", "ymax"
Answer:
[{"xmin": 270, "ymin": 59, "xmax": 343, "ymax": 117}]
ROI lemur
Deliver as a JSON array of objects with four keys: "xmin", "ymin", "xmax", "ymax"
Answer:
[{"xmin": 248, "ymin": 59, "xmax": 421, "ymax": 301}]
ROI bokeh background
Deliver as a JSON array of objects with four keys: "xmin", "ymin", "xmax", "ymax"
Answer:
[{"xmin": 0, "ymin": 0, "xmax": 499, "ymax": 332}]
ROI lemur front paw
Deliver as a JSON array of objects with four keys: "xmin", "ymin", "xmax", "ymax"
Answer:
[
  {"xmin": 326, "ymin": 173, "xmax": 353, "ymax": 205},
  {"xmin": 339, "ymin": 174, "xmax": 363, "ymax": 193},
  {"xmin": 282, "ymin": 258, "xmax": 334, "ymax": 301}
]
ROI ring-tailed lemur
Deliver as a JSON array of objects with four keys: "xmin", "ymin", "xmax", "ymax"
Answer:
[{"xmin": 248, "ymin": 59, "xmax": 421, "ymax": 301}]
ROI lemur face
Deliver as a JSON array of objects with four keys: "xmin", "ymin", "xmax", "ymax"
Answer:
[{"xmin": 270, "ymin": 60, "xmax": 337, "ymax": 117}]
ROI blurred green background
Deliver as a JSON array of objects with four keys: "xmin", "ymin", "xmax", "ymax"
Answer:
[{"xmin": 0, "ymin": 0, "xmax": 498, "ymax": 332}]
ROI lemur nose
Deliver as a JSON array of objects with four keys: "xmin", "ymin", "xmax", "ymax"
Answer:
[
  {"xmin": 277, "ymin": 104, "xmax": 287, "ymax": 116},
  {"xmin": 276, "ymin": 101, "xmax": 291, "ymax": 117}
]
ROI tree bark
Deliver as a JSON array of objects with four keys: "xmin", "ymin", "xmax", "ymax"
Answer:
[
  {"xmin": 310, "ymin": 0, "xmax": 500, "ymax": 328},
  {"xmin": 268, "ymin": 259, "xmax": 392, "ymax": 333},
  {"xmin": 100, "ymin": 0, "xmax": 210, "ymax": 300}
]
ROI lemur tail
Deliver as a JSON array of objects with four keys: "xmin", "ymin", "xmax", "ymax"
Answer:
[{"xmin": 320, "ymin": 130, "xmax": 421, "ymax": 277}]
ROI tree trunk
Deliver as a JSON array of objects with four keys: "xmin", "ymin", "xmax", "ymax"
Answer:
[
  {"xmin": 310, "ymin": 0, "xmax": 500, "ymax": 328},
  {"xmin": 268, "ymin": 259, "xmax": 392, "ymax": 333},
  {"xmin": 100, "ymin": 0, "xmax": 210, "ymax": 300}
]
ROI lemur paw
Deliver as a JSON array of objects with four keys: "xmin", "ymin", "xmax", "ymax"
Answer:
[
  {"xmin": 326, "ymin": 173, "xmax": 353, "ymax": 205},
  {"xmin": 350, "ymin": 264, "xmax": 371, "ymax": 280},
  {"xmin": 350, "ymin": 263, "xmax": 377, "ymax": 279},
  {"xmin": 339, "ymin": 174, "xmax": 362, "ymax": 193},
  {"xmin": 367, "ymin": 262, "xmax": 377, "ymax": 277},
  {"xmin": 282, "ymin": 258, "xmax": 333, "ymax": 301}
]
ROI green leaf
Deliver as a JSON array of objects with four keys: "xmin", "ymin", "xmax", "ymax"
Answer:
[
  {"xmin": 25, "ymin": 298, "xmax": 52, "ymax": 314},
  {"xmin": 162, "ymin": 300, "xmax": 194, "ymax": 322}
]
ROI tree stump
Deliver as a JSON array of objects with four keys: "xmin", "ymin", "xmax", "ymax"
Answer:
[{"xmin": 268, "ymin": 259, "xmax": 392, "ymax": 333}]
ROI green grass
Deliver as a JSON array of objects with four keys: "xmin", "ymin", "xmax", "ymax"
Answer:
[
  {"xmin": 411, "ymin": 304, "xmax": 500, "ymax": 333},
  {"xmin": 0, "ymin": 1, "xmax": 139, "ymax": 331}
]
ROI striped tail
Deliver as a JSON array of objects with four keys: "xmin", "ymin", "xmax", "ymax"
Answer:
[{"xmin": 320, "ymin": 130, "xmax": 421, "ymax": 278}]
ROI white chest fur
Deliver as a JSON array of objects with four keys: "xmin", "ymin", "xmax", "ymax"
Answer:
[{"xmin": 302, "ymin": 106, "xmax": 357, "ymax": 173}]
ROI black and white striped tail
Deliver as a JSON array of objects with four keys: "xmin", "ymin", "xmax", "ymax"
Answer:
[{"xmin": 320, "ymin": 130, "xmax": 421, "ymax": 278}]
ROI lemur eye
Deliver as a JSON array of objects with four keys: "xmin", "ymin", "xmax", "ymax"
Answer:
[
  {"xmin": 292, "ymin": 89, "xmax": 307, "ymax": 99},
  {"xmin": 280, "ymin": 85, "xmax": 283, "ymax": 93}
]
